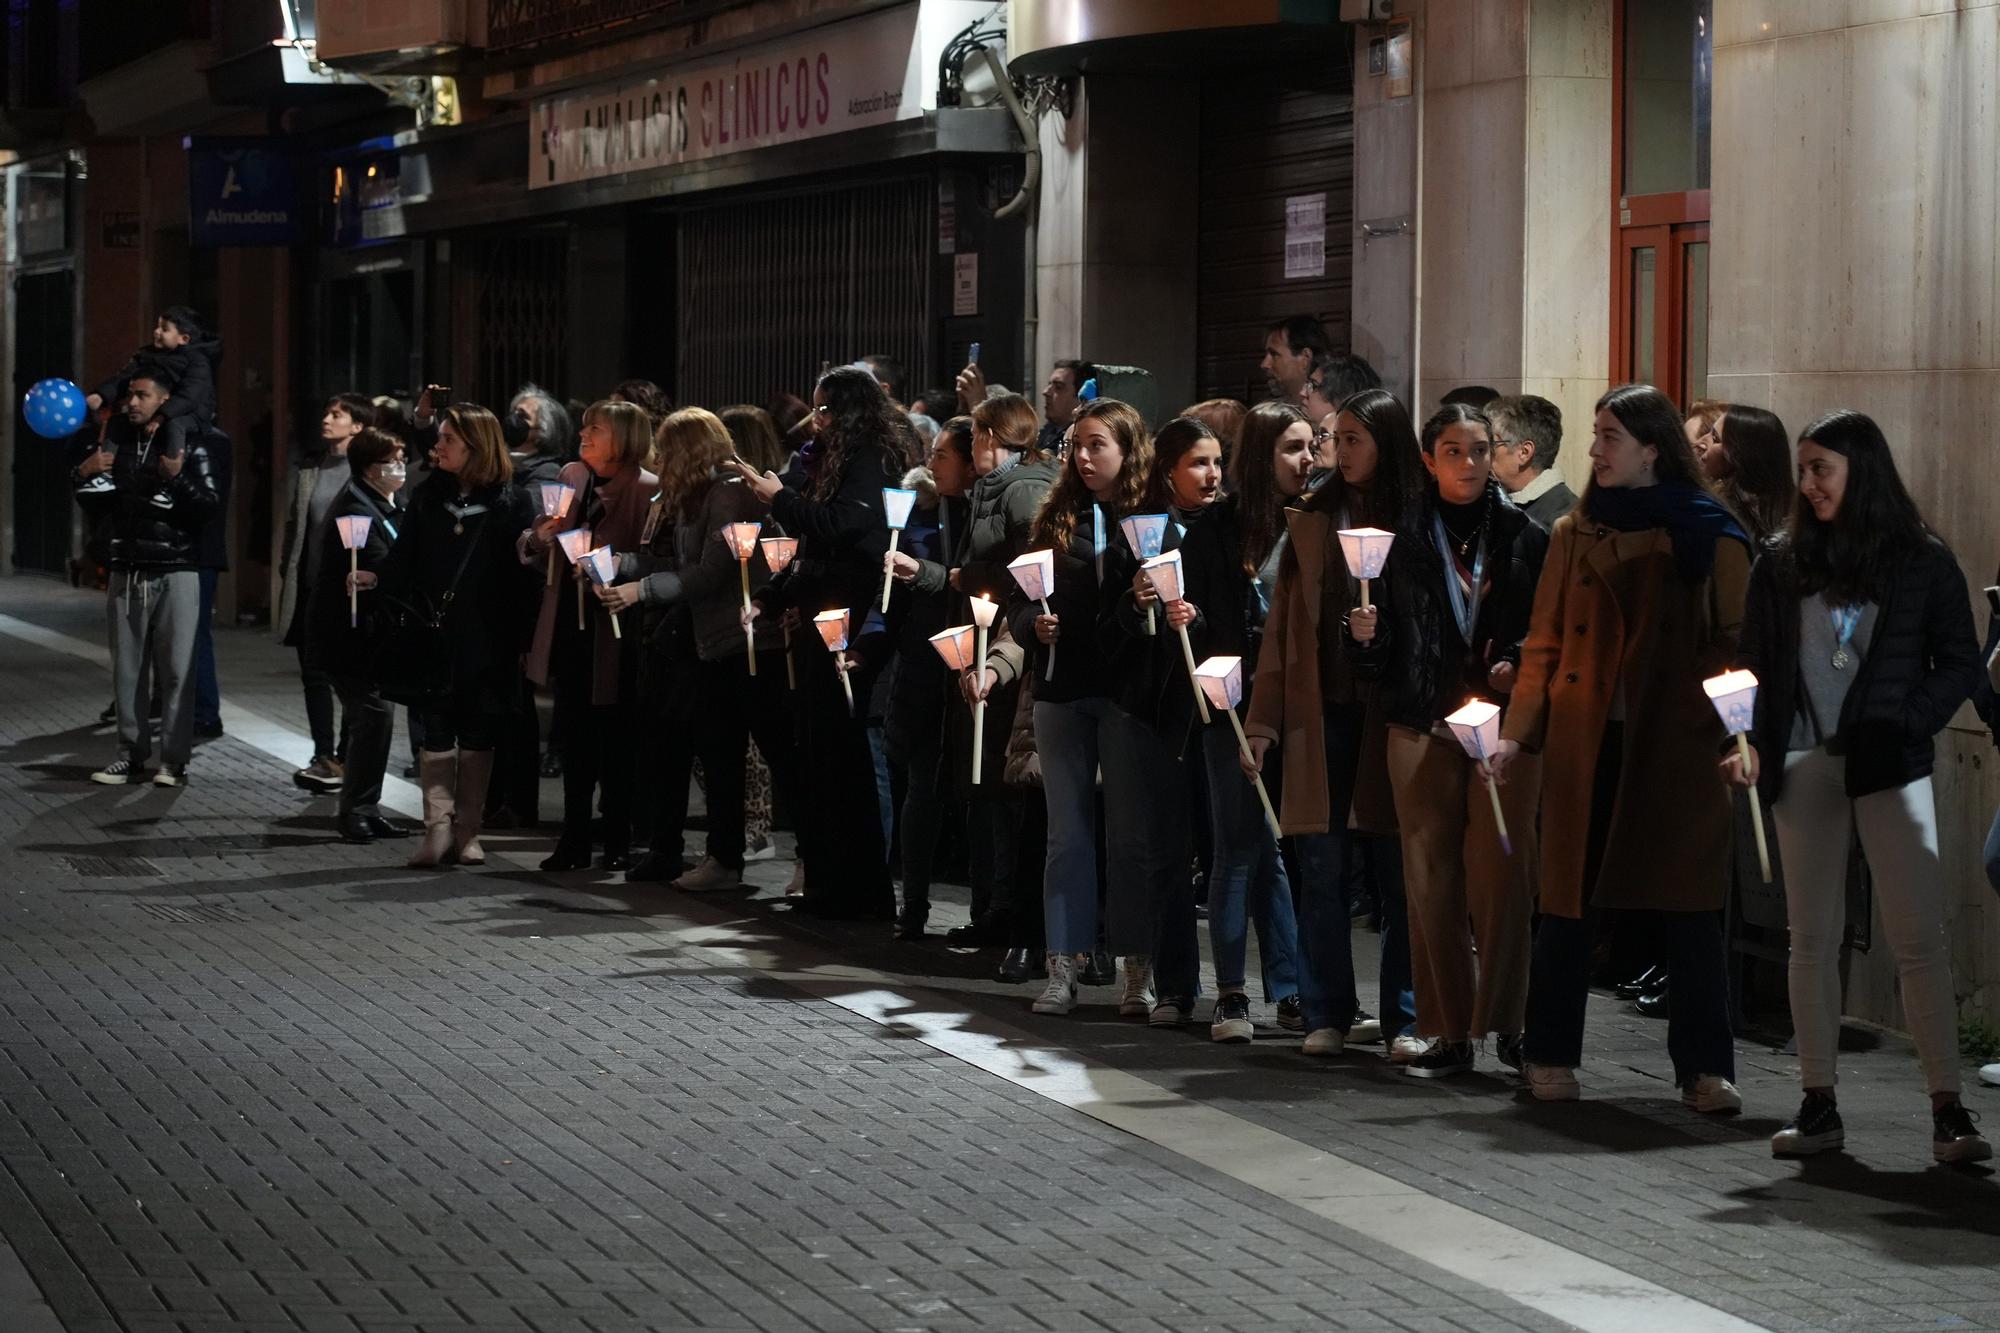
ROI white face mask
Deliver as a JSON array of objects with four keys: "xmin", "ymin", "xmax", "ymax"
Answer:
[{"xmin": 378, "ymin": 462, "xmax": 407, "ymax": 483}]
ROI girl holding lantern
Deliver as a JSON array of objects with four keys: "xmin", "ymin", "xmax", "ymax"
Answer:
[
  {"xmin": 1346, "ymin": 403, "xmax": 1549, "ymax": 1078},
  {"xmin": 1242, "ymin": 387, "xmax": 1424, "ymax": 1059},
  {"xmin": 1726, "ymin": 409, "xmax": 1986, "ymax": 1163},
  {"xmin": 731, "ymin": 367, "xmax": 914, "ymax": 921},
  {"xmin": 520, "ymin": 400, "xmax": 656, "ymax": 873},
  {"xmin": 598, "ymin": 408, "xmax": 796, "ymax": 894},
  {"xmin": 1488, "ymin": 384, "xmax": 1750, "ymax": 1111},
  {"xmin": 1017, "ymin": 399, "xmax": 1154, "ymax": 1015}
]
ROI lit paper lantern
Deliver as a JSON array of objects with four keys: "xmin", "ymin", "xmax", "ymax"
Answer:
[
  {"xmin": 555, "ymin": 526, "xmax": 595, "ymax": 564},
  {"xmin": 813, "ymin": 608, "xmax": 851, "ymax": 653},
  {"xmin": 928, "ymin": 625, "xmax": 978, "ymax": 671},
  {"xmin": 1006, "ymin": 549, "xmax": 1054, "ymax": 603},
  {"xmin": 1193, "ymin": 654, "xmax": 1244, "ymax": 712},
  {"xmin": 1705, "ymin": 669, "xmax": 1772, "ymax": 883},
  {"xmin": 1336, "ymin": 526, "xmax": 1394, "ymax": 579},
  {"xmin": 1140, "ymin": 549, "xmax": 1185, "ymax": 603},
  {"xmin": 882, "ymin": 487, "xmax": 919, "ymax": 530},
  {"xmin": 760, "ymin": 536, "xmax": 799, "ymax": 573},
  {"xmin": 537, "ymin": 481, "xmax": 576, "ymax": 518},
  {"xmin": 720, "ymin": 521, "xmax": 762, "ymax": 560},
  {"xmin": 1119, "ymin": 513, "xmax": 1169, "ymax": 560},
  {"xmin": 1444, "ymin": 698, "xmax": 1512, "ymax": 856},
  {"xmin": 581, "ymin": 545, "xmax": 618, "ymax": 587},
  {"xmin": 334, "ymin": 515, "xmax": 372, "ymax": 550}
]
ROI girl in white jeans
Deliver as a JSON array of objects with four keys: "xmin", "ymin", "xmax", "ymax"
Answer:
[{"xmin": 1727, "ymin": 408, "xmax": 1986, "ymax": 1164}]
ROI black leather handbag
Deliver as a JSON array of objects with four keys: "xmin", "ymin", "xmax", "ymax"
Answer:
[{"xmin": 366, "ymin": 526, "xmax": 482, "ymax": 707}]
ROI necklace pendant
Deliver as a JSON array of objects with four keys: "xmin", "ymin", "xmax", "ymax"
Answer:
[
  {"xmin": 453, "ymin": 521, "xmax": 464, "ymax": 536},
  {"xmin": 1831, "ymin": 647, "xmax": 1851, "ymax": 671}
]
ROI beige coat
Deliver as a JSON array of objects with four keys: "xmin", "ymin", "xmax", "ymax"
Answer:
[
  {"xmin": 1501, "ymin": 514, "xmax": 1751, "ymax": 918},
  {"xmin": 1243, "ymin": 502, "xmax": 1397, "ymax": 836}
]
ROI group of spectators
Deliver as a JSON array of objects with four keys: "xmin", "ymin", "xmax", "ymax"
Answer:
[{"xmin": 73, "ymin": 309, "xmax": 2000, "ymax": 1168}]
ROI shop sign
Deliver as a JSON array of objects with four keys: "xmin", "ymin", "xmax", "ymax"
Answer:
[
  {"xmin": 530, "ymin": 2, "xmax": 985, "ymax": 189},
  {"xmin": 188, "ymin": 141, "xmax": 299, "ymax": 246}
]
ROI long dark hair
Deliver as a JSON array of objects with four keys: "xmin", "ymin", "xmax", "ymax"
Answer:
[
  {"xmin": 1141, "ymin": 415, "xmax": 1218, "ymax": 512},
  {"xmin": 1790, "ymin": 409, "xmax": 1936, "ymax": 603},
  {"xmin": 1308, "ymin": 387, "xmax": 1425, "ymax": 530},
  {"xmin": 1582, "ymin": 383, "xmax": 1702, "ymax": 514},
  {"xmin": 811, "ymin": 366, "xmax": 916, "ymax": 500},
  {"xmin": 1231, "ymin": 399, "xmax": 1308, "ymax": 573},
  {"xmin": 1713, "ymin": 404, "xmax": 1794, "ymax": 540},
  {"xmin": 1030, "ymin": 399, "xmax": 1151, "ymax": 552}
]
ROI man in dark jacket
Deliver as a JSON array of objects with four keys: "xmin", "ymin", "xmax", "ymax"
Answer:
[{"xmin": 74, "ymin": 360, "xmax": 221, "ymax": 786}]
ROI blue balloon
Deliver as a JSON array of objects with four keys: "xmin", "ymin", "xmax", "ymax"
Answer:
[{"xmin": 23, "ymin": 377, "xmax": 88, "ymax": 439}]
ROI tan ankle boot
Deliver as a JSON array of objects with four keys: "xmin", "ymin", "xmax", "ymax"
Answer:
[
  {"xmin": 449, "ymin": 748, "xmax": 494, "ymax": 865},
  {"xmin": 407, "ymin": 750, "xmax": 457, "ymax": 868}
]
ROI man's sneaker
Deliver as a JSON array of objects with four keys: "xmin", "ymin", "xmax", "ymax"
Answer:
[
  {"xmin": 1495, "ymin": 1033, "xmax": 1525, "ymax": 1074},
  {"xmin": 1933, "ymin": 1101, "xmax": 1993, "ymax": 1164},
  {"xmin": 1274, "ymin": 995, "xmax": 1305, "ymax": 1032},
  {"xmin": 292, "ymin": 755, "xmax": 343, "ymax": 793},
  {"xmin": 1149, "ymin": 995, "xmax": 1193, "ymax": 1027},
  {"xmin": 1770, "ymin": 1092, "xmax": 1844, "ymax": 1157},
  {"xmin": 1302, "ymin": 1027, "xmax": 1346, "ymax": 1057},
  {"xmin": 98, "ymin": 701, "xmax": 118, "ymax": 724},
  {"xmin": 90, "ymin": 758, "xmax": 139, "ymax": 785},
  {"xmin": 673, "ymin": 857, "xmax": 742, "ymax": 892},
  {"xmin": 1210, "ymin": 993, "xmax": 1254, "ymax": 1043},
  {"xmin": 744, "ymin": 834, "xmax": 777, "ymax": 862},
  {"xmin": 1388, "ymin": 1034, "xmax": 1430, "ymax": 1064},
  {"xmin": 1405, "ymin": 1039, "xmax": 1474, "ymax": 1079},
  {"xmin": 1682, "ymin": 1074, "xmax": 1743, "ymax": 1115},
  {"xmin": 1348, "ymin": 1010, "xmax": 1384, "ymax": 1044},
  {"xmin": 1524, "ymin": 1063, "xmax": 1581, "ymax": 1101},
  {"xmin": 151, "ymin": 765, "xmax": 185, "ymax": 788},
  {"xmin": 1118, "ymin": 956, "xmax": 1154, "ymax": 1017},
  {"xmin": 1031, "ymin": 954, "xmax": 1079, "ymax": 1015}
]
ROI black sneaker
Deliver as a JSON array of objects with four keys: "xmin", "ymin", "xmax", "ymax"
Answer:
[
  {"xmin": 1348, "ymin": 1010, "xmax": 1384, "ymax": 1044},
  {"xmin": 1933, "ymin": 1101, "xmax": 1993, "ymax": 1165},
  {"xmin": 1274, "ymin": 995, "xmax": 1305, "ymax": 1032},
  {"xmin": 1771, "ymin": 1092, "xmax": 1844, "ymax": 1158},
  {"xmin": 1080, "ymin": 950, "xmax": 1115, "ymax": 986},
  {"xmin": 90, "ymin": 758, "xmax": 139, "ymax": 785},
  {"xmin": 1495, "ymin": 1033, "xmax": 1525, "ymax": 1073},
  {"xmin": 1210, "ymin": 993, "xmax": 1253, "ymax": 1044},
  {"xmin": 1405, "ymin": 1039, "xmax": 1475, "ymax": 1079}
]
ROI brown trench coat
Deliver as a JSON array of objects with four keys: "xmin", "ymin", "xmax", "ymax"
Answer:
[
  {"xmin": 1243, "ymin": 502, "xmax": 1397, "ymax": 837},
  {"xmin": 1500, "ymin": 514, "xmax": 1750, "ymax": 918}
]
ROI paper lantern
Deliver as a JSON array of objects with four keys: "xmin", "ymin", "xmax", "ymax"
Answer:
[
  {"xmin": 555, "ymin": 526, "xmax": 595, "ymax": 563},
  {"xmin": 537, "ymin": 481, "xmax": 576, "ymax": 518},
  {"xmin": 1193, "ymin": 655, "xmax": 1244, "ymax": 712},
  {"xmin": 1703, "ymin": 669, "xmax": 1758, "ymax": 736},
  {"xmin": 929, "ymin": 625, "xmax": 978, "ymax": 671},
  {"xmin": 1444, "ymin": 698, "xmax": 1503, "ymax": 762},
  {"xmin": 1337, "ymin": 526, "xmax": 1394, "ymax": 580},
  {"xmin": 1007, "ymin": 549, "xmax": 1054, "ymax": 602},
  {"xmin": 334, "ymin": 515, "xmax": 372, "ymax": 550},
  {"xmin": 721, "ymin": 521, "xmax": 762, "ymax": 560},
  {"xmin": 580, "ymin": 545, "xmax": 618, "ymax": 586},
  {"xmin": 1140, "ymin": 549, "xmax": 1185, "ymax": 604},
  {"xmin": 813, "ymin": 608, "xmax": 851, "ymax": 653},
  {"xmin": 1120, "ymin": 513, "xmax": 1169, "ymax": 560},
  {"xmin": 760, "ymin": 536, "xmax": 799, "ymax": 573},
  {"xmin": 882, "ymin": 487, "xmax": 918, "ymax": 530}
]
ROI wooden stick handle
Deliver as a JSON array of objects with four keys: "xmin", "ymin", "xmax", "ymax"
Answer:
[
  {"xmin": 784, "ymin": 625, "xmax": 796, "ymax": 691},
  {"xmin": 838, "ymin": 659, "xmax": 854, "ymax": 716},
  {"xmin": 349, "ymin": 548, "xmax": 358, "ymax": 628},
  {"xmin": 1739, "ymin": 733, "xmax": 1773, "ymax": 883},
  {"xmin": 1485, "ymin": 772, "xmax": 1513, "ymax": 856},
  {"xmin": 1177, "ymin": 623, "xmax": 1210, "ymax": 723},
  {"xmin": 741, "ymin": 560, "xmax": 756, "ymax": 676},
  {"xmin": 1226, "ymin": 709, "xmax": 1281, "ymax": 840},
  {"xmin": 1360, "ymin": 577, "xmax": 1372, "ymax": 611},
  {"xmin": 608, "ymin": 609, "xmax": 622, "ymax": 640},
  {"xmin": 577, "ymin": 581, "xmax": 586, "ymax": 632},
  {"xmin": 1041, "ymin": 598, "xmax": 1055, "ymax": 682},
  {"xmin": 972, "ymin": 698, "xmax": 985, "ymax": 784},
  {"xmin": 546, "ymin": 544, "xmax": 556, "ymax": 587},
  {"xmin": 880, "ymin": 529, "xmax": 900, "ymax": 613}
]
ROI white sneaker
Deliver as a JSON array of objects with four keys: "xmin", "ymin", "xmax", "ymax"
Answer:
[
  {"xmin": 1347, "ymin": 1012, "xmax": 1384, "ymax": 1044},
  {"xmin": 1032, "ymin": 954, "xmax": 1079, "ymax": 1014},
  {"xmin": 1681, "ymin": 1074, "xmax": 1743, "ymax": 1115},
  {"xmin": 1980, "ymin": 1063, "xmax": 2000, "ymax": 1089},
  {"xmin": 151, "ymin": 765, "xmax": 185, "ymax": 788},
  {"xmin": 784, "ymin": 863, "xmax": 806, "ymax": 898},
  {"xmin": 673, "ymin": 857, "xmax": 742, "ymax": 892},
  {"xmin": 744, "ymin": 834, "xmax": 777, "ymax": 862},
  {"xmin": 1118, "ymin": 956, "xmax": 1154, "ymax": 1017},
  {"xmin": 1388, "ymin": 1034, "xmax": 1430, "ymax": 1064},
  {"xmin": 1302, "ymin": 1028, "xmax": 1346, "ymax": 1057},
  {"xmin": 90, "ymin": 758, "xmax": 139, "ymax": 785},
  {"xmin": 1525, "ymin": 1063, "xmax": 1581, "ymax": 1101}
]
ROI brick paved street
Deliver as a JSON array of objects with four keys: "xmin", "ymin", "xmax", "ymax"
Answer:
[{"xmin": 1, "ymin": 576, "xmax": 1998, "ymax": 1333}]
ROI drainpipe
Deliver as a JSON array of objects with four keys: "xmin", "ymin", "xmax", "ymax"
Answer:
[{"xmin": 974, "ymin": 45, "xmax": 1041, "ymax": 392}]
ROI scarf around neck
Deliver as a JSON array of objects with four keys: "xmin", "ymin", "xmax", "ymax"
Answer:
[{"xmin": 1585, "ymin": 480, "xmax": 1748, "ymax": 581}]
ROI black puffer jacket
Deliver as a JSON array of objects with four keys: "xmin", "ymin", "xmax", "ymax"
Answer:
[
  {"xmin": 95, "ymin": 335, "xmax": 222, "ymax": 431},
  {"xmin": 1737, "ymin": 536, "xmax": 1979, "ymax": 803},
  {"xmin": 1355, "ymin": 481, "xmax": 1548, "ymax": 730},
  {"xmin": 957, "ymin": 454, "xmax": 1059, "ymax": 600},
  {"xmin": 72, "ymin": 415, "xmax": 221, "ymax": 571},
  {"xmin": 1103, "ymin": 496, "xmax": 1251, "ymax": 744},
  {"xmin": 1006, "ymin": 499, "xmax": 1135, "ymax": 706}
]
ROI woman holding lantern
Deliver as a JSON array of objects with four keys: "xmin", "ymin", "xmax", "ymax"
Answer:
[
  {"xmin": 731, "ymin": 367, "xmax": 913, "ymax": 920},
  {"xmin": 1243, "ymin": 387, "xmax": 1424, "ymax": 1059},
  {"xmin": 1726, "ymin": 409, "xmax": 1986, "ymax": 1163},
  {"xmin": 520, "ymin": 400, "xmax": 656, "ymax": 873},
  {"xmin": 1487, "ymin": 384, "xmax": 1750, "ymax": 1111},
  {"xmin": 1347, "ymin": 403, "xmax": 1548, "ymax": 1078}
]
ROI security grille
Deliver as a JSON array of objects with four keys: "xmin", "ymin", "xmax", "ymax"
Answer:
[
  {"xmin": 460, "ymin": 230, "xmax": 570, "ymax": 408},
  {"xmin": 676, "ymin": 176, "xmax": 931, "ymax": 410},
  {"xmin": 486, "ymin": 0, "xmax": 690, "ymax": 52}
]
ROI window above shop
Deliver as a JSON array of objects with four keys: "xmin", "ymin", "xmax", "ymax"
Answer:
[{"xmin": 1621, "ymin": 0, "xmax": 1710, "ymax": 199}]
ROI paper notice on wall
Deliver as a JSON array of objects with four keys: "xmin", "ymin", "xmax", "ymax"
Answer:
[
  {"xmin": 1284, "ymin": 193, "xmax": 1325, "ymax": 279},
  {"xmin": 953, "ymin": 252, "xmax": 979, "ymax": 316}
]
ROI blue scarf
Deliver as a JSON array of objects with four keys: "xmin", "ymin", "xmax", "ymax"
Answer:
[{"xmin": 1584, "ymin": 480, "xmax": 1748, "ymax": 581}]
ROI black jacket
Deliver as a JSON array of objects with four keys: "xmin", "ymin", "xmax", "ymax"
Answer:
[
  {"xmin": 194, "ymin": 427, "xmax": 233, "ymax": 571},
  {"xmin": 1356, "ymin": 482, "xmax": 1549, "ymax": 731},
  {"xmin": 1007, "ymin": 499, "xmax": 1136, "ymax": 706},
  {"xmin": 1737, "ymin": 536, "xmax": 1980, "ymax": 803},
  {"xmin": 958, "ymin": 455, "xmax": 1059, "ymax": 601},
  {"xmin": 762, "ymin": 441, "xmax": 900, "ymax": 659},
  {"xmin": 95, "ymin": 337, "xmax": 222, "ymax": 432},
  {"xmin": 306, "ymin": 479, "xmax": 403, "ymax": 677},
  {"xmin": 1103, "ymin": 496, "xmax": 1251, "ymax": 744},
  {"xmin": 72, "ymin": 415, "xmax": 221, "ymax": 572}
]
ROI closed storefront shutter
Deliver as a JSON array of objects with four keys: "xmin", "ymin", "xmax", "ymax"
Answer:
[{"xmin": 1196, "ymin": 55, "xmax": 1355, "ymax": 402}]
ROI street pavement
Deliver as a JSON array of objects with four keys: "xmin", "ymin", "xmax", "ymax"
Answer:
[{"xmin": 0, "ymin": 575, "xmax": 1996, "ymax": 1333}]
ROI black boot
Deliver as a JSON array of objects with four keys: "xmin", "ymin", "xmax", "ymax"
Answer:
[
  {"xmin": 1616, "ymin": 965, "xmax": 1667, "ymax": 1000},
  {"xmin": 996, "ymin": 947, "xmax": 1045, "ymax": 983},
  {"xmin": 1081, "ymin": 950, "xmax": 1115, "ymax": 986},
  {"xmin": 945, "ymin": 911, "xmax": 1009, "ymax": 947},
  {"xmin": 337, "ymin": 811, "xmax": 377, "ymax": 844},
  {"xmin": 1634, "ymin": 986, "xmax": 1671, "ymax": 1019},
  {"xmin": 540, "ymin": 834, "xmax": 593, "ymax": 873}
]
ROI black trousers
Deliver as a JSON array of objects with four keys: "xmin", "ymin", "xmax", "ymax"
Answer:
[
  {"xmin": 639, "ymin": 635, "xmax": 702, "ymax": 868},
  {"xmin": 793, "ymin": 632, "xmax": 893, "ymax": 916},
  {"xmin": 333, "ymin": 675, "xmax": 393, "ymax": 817},
  {"xmin": 297, "ymin": 642, "xmax": 345, "ymax": 760},
  {"xmin": 553, "ymin": 621, "xmax": 639, "ymax": 854},
  {"xmin": 486, "ymin": 674, "xmax": 543, "ymax": 822},
  {"xmin": 695, "ymin": 654, "xmax": 803, "ymax": 872}
]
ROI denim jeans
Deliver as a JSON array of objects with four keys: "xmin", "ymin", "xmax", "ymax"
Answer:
[
  {"xmin": 867, "ymin": 722, "xmax": 894, "ymax": 860},
  {"xmin": 193, "ymin": 568, "xmax": 220, "ymax": 729},
  {"xmin": 1200, "ymin": 723, "xmax": 1299, "ymax": 999},
  {"xmin": 1035, "ymin": 696, "xmax": 1161, "ymax": 961}
]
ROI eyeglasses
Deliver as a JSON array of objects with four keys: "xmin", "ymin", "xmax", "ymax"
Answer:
[
  {"xmin": 1312, "ymin": 429, "xmax": 1334, "ymax": 445},
  {"xmin": 811, "ymin": 405, "xmax": 831, "ymax": 418},
  {"xmin": 1306, "ymin": 379, "xmax": 1327, "ymax": 396}
]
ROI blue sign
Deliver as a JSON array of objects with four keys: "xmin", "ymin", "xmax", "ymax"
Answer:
[{"xmin": 188, "ymin": 141, "xmax": 298, "ymax": 246}]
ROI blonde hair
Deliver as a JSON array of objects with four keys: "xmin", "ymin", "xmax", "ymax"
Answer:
[
  {"xmin": 971, "ymin": 393, "xmax": 1042, "ymax": 457},
  {"xmin": 1030, "ymin": 399, "xmax": 1152, "ymax": 552},
  {"xmin": 654, "ymin": 407, "xmax": 735, "ymax": 518},
  {"xmin": 439, "ymin": 403, "xmax": 512, "ymax": 490},
  {"xmin": 582, "ymin": 399, "xmax": 653, "ymax": 473}
]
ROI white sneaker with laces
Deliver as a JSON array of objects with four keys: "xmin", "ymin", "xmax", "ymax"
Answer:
[
  {"xmin": 1118, "ymin": 956, "xmax": 1153, "ymax": 1017},
  {"xmin": 1681, "ymin": 1074, "xmax": 1743, "ymax": 1115},
  {"xmin": 91, "ymin": 758, "xmax": 139, "ymax": 785},
  {"xmin": 1032, "ymin": 954, "xmax": 1079, "ymax": 1015},
  {"xmin": 151, "ymin": 765, "xmax": 185, "ymax": 788},
  {"xmin": 1525, "ymin": 1063, "xmax": 1581, "ymax": 1101},
  {"xmin": 1302, "ymin": 1028, "xmax": 1346, "ymax": 1057},
  {"xmin": 674, "ymin": 857, "xmax": 742, "ymax": 892},
  {"xmin": 1388, "ymin": 1034, "xmax": 1430, "ymax": 1064}
]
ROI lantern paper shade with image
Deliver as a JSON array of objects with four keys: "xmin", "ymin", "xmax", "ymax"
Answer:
[
  {"xmin": 1194, "ymin": 655, "xmax": 1280, "ymax": 839},
  {"xmin": 722, "ymin": 521, "xmax": 763, "ymax": 675},
  {"xmin": 1337, "ymin": 526, "xmax": 1395, "ymax": 609},
  {"xmin": 581, "ymin": 546, "xmax": 623, "ymax": 638},
  {"xmin": 1444, "ymin": 699, "xmax": 1512, "ymax": 856},
  {"xmin": 336, "ymin": 515, "xmax": 372, "ymax": 628},
  {"xmin": 760, "ymin": 536, "xmax": 801, "ymax": 690},
  {"xmin": 880, "ymin": 487, "xmax": 919, "ymax": 612},
  {"xmin": 1704, "ymin": 669, "xmax": 1773, "ymax": 883},
  {"xmin": 815, "ymin": 609, "xmax": 856, "ymax": 714},
  {"xmin": 556, "ymin": 526, "xmax": 595, "ymax": 630},
  {"xmin": 1007, "ymin": 549, "xmax": 1057, "ymax": 682},
  {"xmin": 932, "ymin": 620, "xmax": 983, "ymax": 782},
  {"xmin": 1141, "ymin": 549, "xmax": 1209, "ymax": 723},
  {"xmin": 538, "ymin": 482, "xmax": 577, "ymax": 585},
  {"xmin": 1121, "ymin": 513, "xmax": 1170, "ymax": 634}
]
